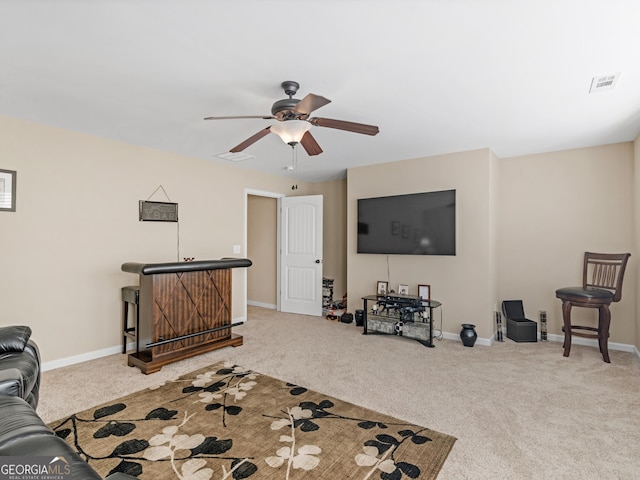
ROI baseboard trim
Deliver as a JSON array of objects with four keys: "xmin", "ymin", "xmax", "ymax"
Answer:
[
  {"xmin": 442, "ymin": 331, "xmax": 492, "ymax": 346},
  {"xmin": 443, "ymin": 330, "xmax": 638, "ymax": 358},
  {"xmin": 544, "ymin": 332, "xmax": 637, "ymax": 353},
  {"xmin": 247, "ymin": 300, "xmax": 276, "ymax": 310},
  {"xmin": 41, "ymin": 319, "xmax": 640, "ymax": 371},
  {"xmin": 42, "ymin": 345, "xmax": 122, "ymax": 372},
  {"xmin": 41, "ymin": 315, "xmax": 247, "ymax": 372}
]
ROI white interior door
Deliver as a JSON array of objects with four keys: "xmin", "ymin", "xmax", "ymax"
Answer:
[{"xmin": 278, "ymin": 195, "xmax": 323, "ymax": 316}]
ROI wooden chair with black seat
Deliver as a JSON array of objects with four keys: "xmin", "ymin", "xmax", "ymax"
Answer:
[{"xmin": 555, "ymin": 252, "xmax": 630, "ymax": 363}]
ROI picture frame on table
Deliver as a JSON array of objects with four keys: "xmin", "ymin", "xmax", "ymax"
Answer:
[
  {"xmin": 0, "ymin": 169, "xmax": 16, "ymax": 212},
  {"xmin": 398, "ymin": 284, "xmax": 409, "ymax": 295},
  {"xmin": 376, "ymin": 281, "xmax": 389, "ymax": 296},
  {"xmin": 418, "ymin": 284, "xmax": 431, "ymax": 302},
  {"xmin": 418, "ymin": 284, "xmax": 431, "ymax": 321}
]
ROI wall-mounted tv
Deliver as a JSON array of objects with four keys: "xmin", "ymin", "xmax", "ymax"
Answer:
[{"xmin": 357, "ymin": 189, "xmax": 456, "ymax": 256}]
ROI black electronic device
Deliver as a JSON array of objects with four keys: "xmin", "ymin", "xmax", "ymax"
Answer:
[
  {"xmin": 379, "ymin": 294, "xmax": 422, "ymax": 306},
  {"xmin": 357, "ymin": 189, "xmax": 456, "ymax": 255},
  {"xmin": 376, "ymin": 294, "xmax": 424, "ymax": 322},
  {"xmin": 340, "ymin": 313, "xmax": 353, "ymax": 324}
]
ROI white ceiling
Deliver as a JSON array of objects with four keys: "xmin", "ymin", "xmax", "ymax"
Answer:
[{"xmin": 2, "ymin": 0, "xmax": 640, "ymax": 182}]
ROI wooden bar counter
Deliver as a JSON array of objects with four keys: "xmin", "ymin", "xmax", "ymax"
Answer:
[{"xmin": 121, "ymin": 258, "xmax": 252, "ymax": 374}]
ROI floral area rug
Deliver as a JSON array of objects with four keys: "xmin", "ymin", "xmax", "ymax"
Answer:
[{"xmin": 49, "ymin": 361, "xmax": 456, "ymax": 480}]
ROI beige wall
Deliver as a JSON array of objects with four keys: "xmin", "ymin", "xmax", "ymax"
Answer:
[
  {"xmin": 635, "ymin": 134, "xmax": 640, "ymax": 351},
  {"xmin": 2, "ymin": 113, "xmax": 637, "ymax": 365},
  {"xmin": 498, "ymin": 143, "xmax": 635, "ymax": 344},
  {"xmin": 247, "ymin": 195, "xmax": 277, "ymax": 307},
  {"xmin": 348, "ymin": 149, "xmax": 497, "ymax": 339},
  {"xmin": 348, "ymin": 143, "xmax": 637, "ymax": 348},
  {"xmin": 245, "ymin": 180, "xmax": 347, "ymax": 310},
  {"xmin": 308, "ymin": 179, "xmax": 347, "ymax": 305},
  {"xmin": 0, "ymin": 115, "xmax": 299, "ymax": 364},
  {"xmin": 489, "ymin": 149, "xmax": 500, "ymax": 328}
]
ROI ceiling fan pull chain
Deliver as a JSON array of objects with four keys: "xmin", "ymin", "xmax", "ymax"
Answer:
[{"xmin": 291, "ymin": 144, "xmax": 298, "ymax": 190}]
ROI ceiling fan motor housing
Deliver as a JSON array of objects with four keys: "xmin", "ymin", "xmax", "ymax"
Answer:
[
  {"xmin": 281, "ymin": 80, "xmax": 300, "ymax": 97},
  {"xmin": 272, "ymin": 80, "xmax": 305, "ymax": 120},
  {"xmin": 271, "ymin": 98, "xmax": 302, "ymax": 119}
]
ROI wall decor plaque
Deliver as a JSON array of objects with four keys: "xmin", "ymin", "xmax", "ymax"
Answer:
[{"xmin": 139, "ymin": 200, "xmax": 178, "ymax": 222}]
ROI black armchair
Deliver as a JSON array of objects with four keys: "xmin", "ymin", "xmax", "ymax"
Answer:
[
  {"xmin": 0, "ymin": 325, "xmax": 136, "ymax": 479},
  {"xmin": 0, "ymin": 325, "xmax": 41, "ymax": 407}
]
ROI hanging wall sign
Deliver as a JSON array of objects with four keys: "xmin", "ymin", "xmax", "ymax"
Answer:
[
  {"xmin": 0, "ymin": 169, "xmax": 16, "ymax": 212},
  {"xmin": 139, "ymin": 200, "xmax": 178, "ymax": 222}
]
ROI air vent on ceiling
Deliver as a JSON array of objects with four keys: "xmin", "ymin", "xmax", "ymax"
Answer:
[
  {"xmin": 589, "ymin": 73, "xmax": 620, "ymax": 93},
  {"xmin": 216, "ymin": 152, "xmax": 256, "ymax": 162}
]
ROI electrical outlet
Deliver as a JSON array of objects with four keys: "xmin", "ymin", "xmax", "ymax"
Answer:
[{"xmin": 233, "ymin": 245, "xmax": 241, "ymax": 254}]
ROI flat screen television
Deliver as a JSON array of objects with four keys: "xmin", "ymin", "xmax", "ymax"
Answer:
[{"xmin": 357, "ymin": 189, "xmax": 456, "ymax": 255}]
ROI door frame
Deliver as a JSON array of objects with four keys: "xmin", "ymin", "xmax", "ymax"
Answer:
[{"xmin": 244, "ymin": 189, "xmax": 285, "ymax": 313}]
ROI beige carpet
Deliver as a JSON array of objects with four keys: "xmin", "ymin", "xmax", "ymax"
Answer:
[
  {"xmin": 39, "ymin": 306, "xmax": 640, "ymax": 479},
  {"xmin": 48, "ymin": 360, "xmax": 455, "ymax": 479}
]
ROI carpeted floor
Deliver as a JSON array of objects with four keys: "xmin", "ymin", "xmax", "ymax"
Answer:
[
  {"xmin": 39, "ymin": 306, "xmax": 640, "ymax": 479},
  {"xmin": 48, "ymin": 360, "xmax": 456, "ymax": 479}
]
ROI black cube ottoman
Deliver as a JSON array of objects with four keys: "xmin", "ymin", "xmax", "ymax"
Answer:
[{"xmin": 502, "ymin": 300, "xmax": 537, "ymax": 342}]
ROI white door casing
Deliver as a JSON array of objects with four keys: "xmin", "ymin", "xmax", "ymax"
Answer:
[{"xmin": 278, "ymin": 195, "xmax": 323, "ymax": 316}]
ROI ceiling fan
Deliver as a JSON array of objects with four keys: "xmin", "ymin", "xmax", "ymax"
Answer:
[{"xmin": 204, "ymin": 81, "xmax": 379, "ymax": 156}]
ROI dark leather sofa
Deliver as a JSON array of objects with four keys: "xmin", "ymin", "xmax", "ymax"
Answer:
[{"xmin": 0, "ymin": 326, "xmax": 135, "ymax": 480}]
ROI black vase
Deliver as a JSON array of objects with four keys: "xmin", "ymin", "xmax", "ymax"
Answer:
[{"xmin": 460, "ymin": 323, "xmax": 478, "ymax": 347}]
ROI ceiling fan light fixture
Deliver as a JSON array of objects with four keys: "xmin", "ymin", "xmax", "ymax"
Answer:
[{"xmin": 270, "ymin": 120, "xmax": 311, "ymax": 145}]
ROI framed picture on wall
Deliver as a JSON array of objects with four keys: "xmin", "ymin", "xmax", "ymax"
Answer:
[
  {"xmin": 377, "ymin": 281, "xmax": 389, "ymax": 296},
  {"xmin": 398, "ymin": 284, "xmax": 409, "ymax": 295}
]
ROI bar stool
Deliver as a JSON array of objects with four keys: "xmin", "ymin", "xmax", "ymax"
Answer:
[{"xmin": 121, "ymin": 286, "xmax": 140, "ymax": 354}]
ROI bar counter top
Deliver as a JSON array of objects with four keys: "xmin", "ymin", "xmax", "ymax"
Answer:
[{"xmin": 121, "ymin": 258, "xmax": 252, "ymax": 275}]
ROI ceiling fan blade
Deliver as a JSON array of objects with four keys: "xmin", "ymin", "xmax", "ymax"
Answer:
[
  {"xmin": 310, "ymin": 117, "xmax": 379, "ymax": 136},
  {"xmin": 294, "ymin": 94, "xmax": 331, "ymax": 115},
  {"xmin": 204, "ymin": 115, "xmax": 273, "ymax": 120},
  {"xmin": 230, "ymin": 127, "xmax": 272, "ymax": 152},
  {"xmin": 300, "ymin": 131, "xmax": 323, "ymax": 156}
]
